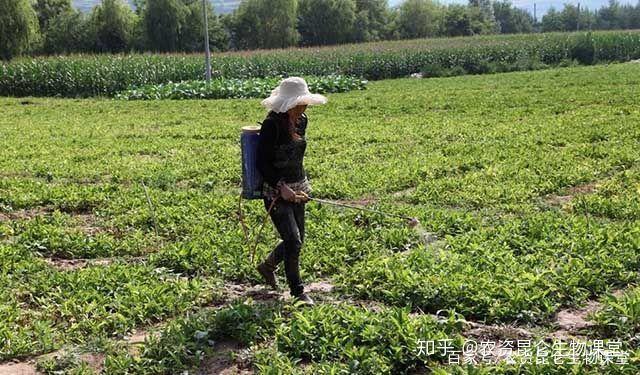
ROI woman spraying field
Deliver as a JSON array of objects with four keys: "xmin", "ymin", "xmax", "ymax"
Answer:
[{"xmin": 255, "ymin": 77, "xmax": 327, "ymax": 306}]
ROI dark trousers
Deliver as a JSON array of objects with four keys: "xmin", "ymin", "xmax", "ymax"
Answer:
[{"xmin": 263, "ymin": 197, "xmax": 305, "ymax": 296}]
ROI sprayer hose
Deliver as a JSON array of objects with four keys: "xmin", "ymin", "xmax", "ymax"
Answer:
[{"xmin": 238, "ymin": 194, "xmax": 279, "ymax": 265}]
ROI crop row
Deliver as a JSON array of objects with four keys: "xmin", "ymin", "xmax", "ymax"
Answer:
[
  {"xmin": 0, "ymin": 245, "xmax": 222, "ymax": 361},
  {"xmin": 36, "ymin": 301, "xmax": 640, "ymax": 374},
  {"xmin": 2, "ymin": 31, "xmax": 640, "ymax": 97}
]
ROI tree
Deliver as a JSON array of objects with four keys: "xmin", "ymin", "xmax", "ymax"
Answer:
[
  {"xmin": 179, "ymin": 0, "xmax": 229, "ymax": 52},
  {"xmin": 261, "ymin": 0, "xmax": 298, "ymax": 49},
  {"xmin": 469, "ymin": 0, "xmax": 499, "ymax": 33},
  {"xmin": 0, "ymin": 0, "xmax": 40, "ymax": 60},
  {"xmin": 493, "ymin": 1, "xmax": 533, "ymax": 34},
  {"xmin": 561, "ymin": 4, "xmax": 595, "ymax": 31},
  {"xmin": 443, "ymin": 4, "xmax": 472, "ymax": 36},
  {"xmin": 34, "ymin": 0, "xmax": 71, "ymax": 31},
  {"xmin": 89, "ymin": 0, "xmax": 136, "ymax": 52},
  {"xmin": 352, "ymin": 0, "xmax": 390, "ymax": 42},
  {"xmin": 397, "ymin": 0, "xmax": 442, "ymax": 39},
  {"xmin": 143, "ymin": 0, "xmax": 187, "ymax": 52},
  {"xmin": 631, "ymin": 2, "xmax": 640, "ymax": 29},
  {"xmin": 132, "ymin": 0, "xmax": 146, "ymax": 16},
  {"xmin": 383, "ymin": 7, "xmax": 401, "ymax": 39},
  {"xmin": 298, "ymin": 0, "xmax": 357, "ymax": 46},
  {"xmin": 230, "ymin": 0, "xmax": 298, "ymax": 50},
  {"xmin": 43, "ymin": 9, "xmax": 93, "ymax": 54},
  {"xmin": 541, "ymin": 7, "xmax": 564, "ymax": 31},
  {"xmin": 596, "ymin": 0, "xmax": 624, "ymax": 29}
]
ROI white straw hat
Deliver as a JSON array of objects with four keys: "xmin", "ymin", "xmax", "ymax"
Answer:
[{"xmin": 261, "ymin": 77, "xmax": 328, "ymax": 113}]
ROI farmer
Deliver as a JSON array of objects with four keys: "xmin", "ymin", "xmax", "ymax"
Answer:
[{"xmin": 255, "ymin": 77, "xmax": 327, "ymax": 306}]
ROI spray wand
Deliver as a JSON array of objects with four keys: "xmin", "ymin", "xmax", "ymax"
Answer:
[{"xmin": 303, "ymin": 195, "xmax": 420, "ymax": 228}]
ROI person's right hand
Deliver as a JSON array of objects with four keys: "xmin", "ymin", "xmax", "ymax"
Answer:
[
  {"xmin": 279, "ymin": 183, "xmax": 296, "ymax": 202},
  {"xmin": 295, "ymin": 191, "xmax": 310, "ymax": 203}
]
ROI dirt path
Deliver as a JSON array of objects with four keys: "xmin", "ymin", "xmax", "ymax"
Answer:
[
  {"xmin": 0, "ymin": 207, "xmax": 123, "ymax": 239},
  {"xmin": 0, "ymin": 207, "xmax": 54, "ymax": 222},
  {"xmin": 45, "ymin": 256, "xmax": 147, "ymax": 271},
  {"xmin": 549, "ymin": 300, "xmax": 601, "ymax": 339},
  {"xmin": 392, "ymin": 186, "xmax": 416, "ymax": 200},
  {"xmin": 198, "ymin": 340, "xmax": 253, "ymax": 375},
  {"xmin": 0, "ymin": 362, "xmax": 38, "ymax": 375},
  {"xmin": 542, "ymin": 180, "xmax": 599, "ymax": 208}
]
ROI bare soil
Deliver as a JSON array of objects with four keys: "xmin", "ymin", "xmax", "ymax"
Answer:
[
  {"xmin": 0, "ymin": 362, "xmax": 38, "ymax": 375},
  {"xmin": 73, "ymin": 213, "xmax": 106, "ymax": 236},
  {"xmin": 555, "ymin": 301, "xmax": 600, "ymax": 331},
  {"xmin": 0, "ymin": 208, "xmax": 120, "ymax": 238},
  {"xmin": 543, "ymin": 181, "xmax": 598, "ymax": 207},
  {"xmin": 46, "ymin": 258, "xmax": 114, "ymax": 271},
  {"xmin": 45, "ymin": 256, "xmax": 147, "ymax": 271},
  {"xmin": 124, "ymin": 324, "xmax": 164, "ymax": 345},
  {"xmin": 465, "ymin": 321, "xmax": 533, "ymax": 341},
  {"xmin": 549, "ymin": 300, "xmax": 604, "ymax": 340},
  {"xmin": 0, "ymin": 207, "xmax": 54, "ymax": 222},
  {"xmin": 392, "ymin": 187, "xmax": 416, "ymax": 199},
  {"xmin": 78, "ymin": 353, "xmax": 105, "ymax": 373},
  {"xmin": 198, "ymin": 340, "xmax": 253, "ymax": 375}
]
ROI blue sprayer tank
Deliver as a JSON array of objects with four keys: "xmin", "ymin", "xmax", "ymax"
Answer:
[{"xmin": 241, "ymin": 125, "xmax": 264, "ymax": 199}]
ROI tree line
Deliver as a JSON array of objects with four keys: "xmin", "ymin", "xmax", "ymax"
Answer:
[{"xmin": 2, "ymin": 0, "xmax": 640, "ymax": 60}]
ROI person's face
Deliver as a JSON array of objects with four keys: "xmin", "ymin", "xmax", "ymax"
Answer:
[{"xmin": 288, "ymin": 104, "xmax": 307, "ymax": 119}]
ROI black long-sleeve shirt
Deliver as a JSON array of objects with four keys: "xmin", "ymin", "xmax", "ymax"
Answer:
[{"xmin": 256, "ymin": 111, "xmax": 308, "ymax": 188}]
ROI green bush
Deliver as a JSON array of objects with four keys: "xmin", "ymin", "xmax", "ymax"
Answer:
[{"xmin": 571, "ymin": 32, "xmax": 596, "ymax": 65}]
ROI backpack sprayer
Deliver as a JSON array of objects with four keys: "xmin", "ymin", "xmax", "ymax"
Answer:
[{"xmin": 239, "ymin": 125, "xmax": 421, "ymax": 262}]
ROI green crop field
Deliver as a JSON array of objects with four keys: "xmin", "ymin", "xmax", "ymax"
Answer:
[
  {"xmin": 1, "ymin": 62, "xmax": 640, "ymax": 373},
  {"xmin": 3, "ymin": 31, "xmax": 640, "ymax": 98}
]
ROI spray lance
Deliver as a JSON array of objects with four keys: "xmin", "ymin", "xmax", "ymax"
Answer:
[
  {"xmin": 299, "ymin": 194, "xmax": 438, "ymax": 250},
  {"xmin": 296, "ymin": 192, "xmax": 420, "ymax": 228}
]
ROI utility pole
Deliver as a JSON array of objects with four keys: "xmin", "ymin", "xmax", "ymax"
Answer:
[
  {"xmin": 533, "ymin": 3, "xmax": 537, "ymax": 25},
  {"xmin": 577, "ymin": 2, "xmax": 581, "ymax": 31},
  {"xmin": 202, "ymin": 0, "xmax": 212, "ymax": 82}
]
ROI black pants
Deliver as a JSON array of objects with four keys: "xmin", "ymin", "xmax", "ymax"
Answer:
[{"xmin": 263, "ymin": 197, "xmax": 305, "ymax": 296}]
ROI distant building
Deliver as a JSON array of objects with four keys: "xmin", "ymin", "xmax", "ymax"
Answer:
[{"xmin": 72, "ymin": 0, "xmax": 241, "ymax": 14}]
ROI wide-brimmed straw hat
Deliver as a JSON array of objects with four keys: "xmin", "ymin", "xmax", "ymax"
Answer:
[{"xmin": 261, "ymin": 77, "xmax": 327, "ymax": 113}]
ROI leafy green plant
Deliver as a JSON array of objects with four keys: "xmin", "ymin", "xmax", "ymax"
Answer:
[
  {"xmin": 594, "ymin": 287, "xmax": 640, "ymax": 340},
  {"xmin": 115, "ymin": 76, "xmax": 367, "ymax": 101}
]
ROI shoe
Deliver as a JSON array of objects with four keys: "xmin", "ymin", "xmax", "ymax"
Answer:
[
  {"xmin": 256, "ymin": 262, "xmax": 278, "ymax": 290},
  {"xmin": 292, "ymin": 293, "xmax": 315, "ymax": 306}
]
